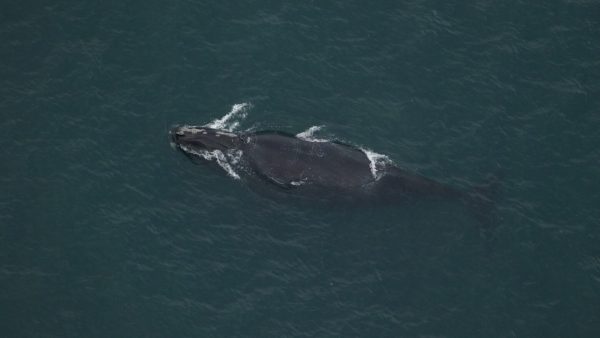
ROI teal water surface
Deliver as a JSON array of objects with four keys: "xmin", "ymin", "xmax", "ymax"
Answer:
[{"xmin": 1, "ymin": 1, "xmax": 599, "ymax": 337}]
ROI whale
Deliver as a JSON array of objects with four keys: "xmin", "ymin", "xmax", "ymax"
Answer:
[{"xmin": 170, "ymin": 125, "xmax": 496, "ymax": 218}]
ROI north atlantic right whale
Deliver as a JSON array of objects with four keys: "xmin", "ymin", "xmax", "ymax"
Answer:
[{"xmin": 170, "ymin": 125, "xmax": 497, "ymax": 220}]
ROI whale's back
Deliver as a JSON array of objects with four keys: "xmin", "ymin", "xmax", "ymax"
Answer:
[{"xmin": 242, "ymin": 132, "xmax": 374, "ymax": 190}]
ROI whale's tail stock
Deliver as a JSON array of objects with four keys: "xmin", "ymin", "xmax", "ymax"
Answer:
[
  {"xmin": 377, "ymin": 167, "xmax": 502, "ymax": 225},
  {"xmin": 462, "ymin": 173, "xmax": 502, "ymax": 234}
]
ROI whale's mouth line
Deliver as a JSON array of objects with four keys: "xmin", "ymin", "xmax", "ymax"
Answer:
[
  {"xmin": 173, "ymin": 142, "xmax": 205, "ymax": 157},
  {"xmin": 178, "ymin": 145, "xmax": 242, "ymax": 179}
]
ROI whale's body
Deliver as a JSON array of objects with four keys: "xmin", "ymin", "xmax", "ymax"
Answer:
[
  {"xmin": 171, "ymin": 126, "xmax": 473, "ymax": 205},
  {"xmin": 243, "ymin": 131, "xmax": 373, "ymax": 190}
]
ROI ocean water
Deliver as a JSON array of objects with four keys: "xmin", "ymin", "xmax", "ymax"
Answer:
[{"xmin": 1, "ymin": 1, "xmax": 599, "ymax": 337}]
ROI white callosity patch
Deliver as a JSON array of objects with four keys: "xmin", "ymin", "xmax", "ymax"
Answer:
[
  {"xmin": 180, "ymin": 145, "xmax": 242, "ymax": 180},
  {"xmin": 177, "ymin": 126, "xmax": 207, "ymax": 135},
  {"xmin": 296, "ymin": 125, "xmax": 329, "ymax": 142},
  {"xmin": 290, "ymin": 178, "xmax": 308, "ymax": 186},
  {"xmin": 177, "ymin": 125, "xmax": 206, "ymax": 135},
  {"xmin": 361, "ymin": 148, "xmax": 392, "ymax": 180},
  {"xmin": 206, "ymin": 103, "xmax": 251, "ymax": 131},
  {"xmin": 215, "ymin": 130, "xmax": 237, "ymax": 137}
]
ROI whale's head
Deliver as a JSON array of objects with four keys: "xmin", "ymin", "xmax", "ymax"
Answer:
[{"xmin": 170, "ymin": 126, "xmax": 241, "ymax": 155}]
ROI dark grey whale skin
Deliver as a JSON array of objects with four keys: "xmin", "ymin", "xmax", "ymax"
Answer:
[{"xmin": 171, "ymin": 127, "xmax": 470, "ymax": 205}]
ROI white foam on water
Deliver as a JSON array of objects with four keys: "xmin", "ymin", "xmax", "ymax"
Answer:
[
  {"xmin": 226, "ymin": 149, "xmax": 243, "ymax": 165},
  {"xmin": 206, "ymin": 103, "xmax": 251, "ymax": 131},
  {"xmin": 360, "ymin": 148, "xmax": 392, "ymax": 180},
  {"xmin": 180, "ymin": 145, "xmax": 241, "ymax": 179},
  {"xmin": 296, "ymin": 125, "xmax": 329, "ymax": 142}
]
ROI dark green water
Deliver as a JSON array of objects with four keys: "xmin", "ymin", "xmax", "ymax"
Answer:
[{"xmin": 2, "ymin": 1, "xmax": 599, "ymax": 337}]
